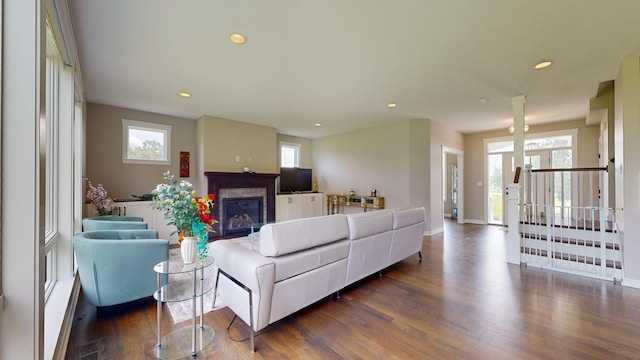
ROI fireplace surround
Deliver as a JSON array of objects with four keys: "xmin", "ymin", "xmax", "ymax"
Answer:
[{"xmin": 205, "ymin": 172, "xmax": 279, "ymax": 239}]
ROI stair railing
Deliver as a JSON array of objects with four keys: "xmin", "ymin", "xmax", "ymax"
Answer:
[{"xmin": 515, "ymin": 167, "xmax": 622, "ymax": 282}]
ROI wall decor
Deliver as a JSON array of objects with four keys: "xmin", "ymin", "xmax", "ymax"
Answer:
[{"xmin": 180, "ymin": 151, "xmax": 190, "ymax": 177}]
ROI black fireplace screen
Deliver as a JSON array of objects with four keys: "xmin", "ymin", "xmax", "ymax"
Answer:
[{"xmin": 223, "ymin": 197, "xmax": 263, "ymax": 236}]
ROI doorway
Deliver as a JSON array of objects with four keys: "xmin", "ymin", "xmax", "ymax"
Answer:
[
  {"xmin": 442, "ymin": 146, "xmax": 464, "ymax": 224},
  {"xmin": 488, "ymin": 150, "xmax": 549, "ymax": 225}
]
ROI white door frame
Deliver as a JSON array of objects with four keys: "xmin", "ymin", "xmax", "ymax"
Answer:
[
  {"xmin": 442, "ymin": 146, "xmax": 464, "ymax": 224},
  {"xmin": 503, "ymin": 150, "xmax": 550, "ymax": 225},
  {"xmin": 484, "ymin": 129, "xmax": 578, "ymax": 225}
]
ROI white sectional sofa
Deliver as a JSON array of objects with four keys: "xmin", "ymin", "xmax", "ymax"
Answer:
[{"xmin": 210, "ymin": 207, "xmax": 425, "ymax": 352}]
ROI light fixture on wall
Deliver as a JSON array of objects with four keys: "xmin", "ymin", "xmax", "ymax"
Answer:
[{"xmin": 508, "ymin": 124, "xmax": 529, "ymax": 134}]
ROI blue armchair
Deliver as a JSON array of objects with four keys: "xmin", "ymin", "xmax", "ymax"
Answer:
[
  {"xmin": 82, "ymin": 216, "xmax": 148, "ymax": 231},
  {"xmin": 73, "ymin": 229, "xmax": 169, "ymax": 307}
]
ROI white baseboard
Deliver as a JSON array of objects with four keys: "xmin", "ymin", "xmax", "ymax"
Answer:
[
  {"xmin": 424, "ymin": 227, "xmax": 444, "ymax": 236},
  {"xmin": 622, "ymin": 277, "xmax": 640, "ymax": 289},
  {"xmin": 444, "ymin": 213, "xmax": 451, "ymax": 218},
  {"xmin": 464, "ymin": 219, "xmax": 486, "ymax": 225}
]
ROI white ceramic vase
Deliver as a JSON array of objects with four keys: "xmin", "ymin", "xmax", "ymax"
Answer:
[{"xmin": 181, "ymin": 236, "xmax": 197, "ymax": 264}]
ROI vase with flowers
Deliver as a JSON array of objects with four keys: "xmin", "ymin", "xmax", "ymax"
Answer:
[
  {"xmin": 86, "ymin": 181, "xmax": 114, "ymax": 216},
  {"xmin": 150, "ymin": 171, "xmax": 217, "ymax": 264}
]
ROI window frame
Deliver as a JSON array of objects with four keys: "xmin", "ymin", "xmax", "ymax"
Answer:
[
  {"xmin": 280, "ymin": 141, "xmax": 301, "ymax": 168},
  {"xmin": 0, "ymin": 0, "xmax": 4, "ymax": 312},
  {"xmin": 44, "ymin": 18, "xmax": 61, "ymax": 299},
  {"xmin": 122, "ymin": 119, "xmax": 172, "ymax": 165}
]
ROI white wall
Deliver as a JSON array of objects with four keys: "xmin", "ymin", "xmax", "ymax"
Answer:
[
  {"xmin": 615, "ymin": 56, "xmax": 640, "ymax": 287},
  {"xmin": 86, "ymin": 103, "xmax": 198, "ymax": 200},
  {"xmin": 428, "ymin": 121, "xmax": 464, "ymax": 233},
  {"xmin": 409, "ymin": 119, "xmax": 430, "ymax": 228},
  {"xmin": 312, "ymin": 120, "xmax": 413, "ymax": 213},
  {"xmin": 199, "ymin": 115, "xmax": 278, "ymax": 175},
  {"xmin": 312, "ymin": 118, "xmax": 463, "ymax": 234}
]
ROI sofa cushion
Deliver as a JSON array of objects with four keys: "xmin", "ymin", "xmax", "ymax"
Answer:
[
  {"xmin": 270, "ymin": 239, "xmax": 349, "ymax": 282},
  {"xmin": 392, "ymin": 207, "xmax": 425, "ymax": 229},
  {"xmin": 346, "ymin": 210, "xmax": 393, "ymax": 240},
  {"xmin": 259, "ymin": 214, "xmax": 349, "ymax": 256}
]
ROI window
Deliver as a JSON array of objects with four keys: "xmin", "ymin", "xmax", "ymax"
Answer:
[
  {"xmin": 280, "ymin": 142, "xmax": 300, "ymax": 168},
  {"xmin": 122, "ymin": 119, "xmax": 171, "ymax": 165},
  {"xmin": 44, "ymin": 19, "xmax": 60, "ymax": 298}
]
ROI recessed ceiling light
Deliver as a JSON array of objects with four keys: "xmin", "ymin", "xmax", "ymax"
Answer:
[
  {"xmin": 534, "ymin": 61, "xmax": 552, "ymax": 69},
  {"xmin": 314, "ymin": 123, "xmax": 322, "ymax": 127},
  {"xmin": 229, "ymin": 33, "xmax": 246, "ymax": 44},
  {"xmin": 479, "ymin": 98, "xmax": 489, "ymax": 104},
  {"xmin": 387, "ymin": 103, "xmax": 397, "ymax": 108},
  {"xmin": 179, "ymin": 92, "xmax": 192, "ymax": 98}
]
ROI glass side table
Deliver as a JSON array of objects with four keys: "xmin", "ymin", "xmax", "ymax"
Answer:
[{"xmin": 153, "ymin": 256, "xmax": 215, "ymax": 359}]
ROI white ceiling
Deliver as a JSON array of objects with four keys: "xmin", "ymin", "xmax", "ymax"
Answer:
[{"xmin": 68, "ymin": 0, "xmax": 640, "ymax": 138}]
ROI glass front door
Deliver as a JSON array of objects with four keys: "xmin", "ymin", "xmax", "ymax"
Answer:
[
  {"xmin": 486, "ymin": 133, "xmax": 575, "ymax": 226},
  {"xmin": 491, "ymin": 150, "xmax": 549, "ymax": 225}
]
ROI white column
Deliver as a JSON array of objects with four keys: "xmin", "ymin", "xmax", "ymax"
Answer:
[
  {"xmin": 506, "ymin": 96, "xmax": 526, "ymax": 266},
  {"xmin": 512, "ymin": 95, "xmax": 526, "ymax": 175},
  {"xmin": 506, "ymin": 184, "xmax": 521, "ymax": 264}
]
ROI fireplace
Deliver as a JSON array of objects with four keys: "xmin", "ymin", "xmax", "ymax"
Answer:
[
  {"xmin": 205, "ymin": 172, "xmax": 279, "ymax": 239},
  {"xmin": 223, "ymin": 197, "xmax": 263, "ymax": 237}
]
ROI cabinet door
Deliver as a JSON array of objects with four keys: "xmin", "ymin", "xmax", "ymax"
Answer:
[
  {"xmin": 290, "ymin": 196, "xmax": 305, "ymax": 219},
  {"xmin": 121, "ymin": 202, "xmax": 178, "ymax": 244},
  {"xmin": 277, "ymin": 195, "xmax": 309, "ymax": 221},
  {"xmin": 276, "ymin": 195, "xmax": 292, "ymax": 222},
  {"xmin": 301, "ymin": 194, "xmax": 321, "ymax": 218},
  {"xmin": 277, "ymin": 194, "xmax": 327, "ymax": 221},
  {"xmin": 312, "ymin": 193, "xmax": 324, "ymax": 216},
  {"xmin": 117, "ymin": 201, "xmax": 154, "ymax": 220},
  {"xmin": 154, "ymin": 209, "xmax": 179, "ymax": 245}
]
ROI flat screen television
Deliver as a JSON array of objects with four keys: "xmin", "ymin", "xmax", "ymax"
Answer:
[{"xmin": 279, "ymin": 167, "xmax": 313, "ymax": 193}]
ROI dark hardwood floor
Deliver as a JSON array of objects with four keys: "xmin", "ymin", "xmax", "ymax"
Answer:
[{"xmin": 65, "ymin": 219, "xmax": 640, "ymax": 359}]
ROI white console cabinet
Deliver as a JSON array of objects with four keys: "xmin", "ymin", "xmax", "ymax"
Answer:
[
  {"xmin": 84, "ymin": 200, "xmax": 178, "ymax": 244},
  {"xmin": 276, "ymin": 193, "xmax": 324, "ymax": 222},
  {"xmin": 115, "ymin": 201, "xmax": 153, "ymax": 219}
]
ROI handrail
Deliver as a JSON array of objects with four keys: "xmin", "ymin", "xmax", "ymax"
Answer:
[{"xmin": 530, "ymin": 167, "xmax": 607, "ymax": 173}]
